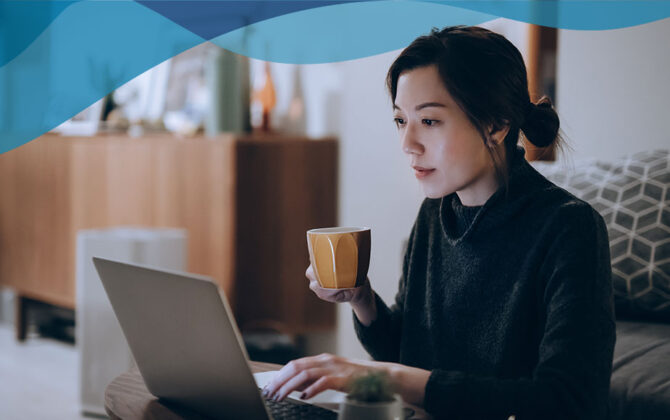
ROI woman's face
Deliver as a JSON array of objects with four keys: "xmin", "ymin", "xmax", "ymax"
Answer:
[{"xmin": 393, "ymin": 65, "xmax": 500, "ymax": 203}]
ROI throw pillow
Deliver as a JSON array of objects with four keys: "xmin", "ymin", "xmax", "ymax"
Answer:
[{"xmin": 532, "ymin": 150, "xmax": 670, "ymax": 322}]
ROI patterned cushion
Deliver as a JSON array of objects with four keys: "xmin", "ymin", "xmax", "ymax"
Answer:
[{"xmin": 531, "ymin": 150, "xmax": 670, "ymax": 322}]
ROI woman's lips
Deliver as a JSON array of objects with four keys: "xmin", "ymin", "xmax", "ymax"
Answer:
[{"xmin": 413, "ymin": 167, "xmax": 436, "ymax": 179}]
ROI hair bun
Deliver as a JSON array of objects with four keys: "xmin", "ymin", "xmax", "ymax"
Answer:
[{"xmin": 521, "ymin": 96, "xmax": 559, "ymax": 148}]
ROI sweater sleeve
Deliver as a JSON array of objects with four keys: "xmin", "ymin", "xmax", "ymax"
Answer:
[
  {"xmin": 352, "ymin": 224, "xmax": 415, "ymax": 363},
  {"xmin": 423, "ymin": 205, "xmax": 616, "ymax": 420}
]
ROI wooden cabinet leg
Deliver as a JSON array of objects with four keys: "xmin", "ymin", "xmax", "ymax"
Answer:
[{"xmin": 15, "ymin": 294, "xmax": 28, "ymax": 342}]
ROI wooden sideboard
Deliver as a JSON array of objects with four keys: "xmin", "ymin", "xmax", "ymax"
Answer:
[{"xmin": 0, "ymin": 133, "xmax": 337, "ymax": 338}]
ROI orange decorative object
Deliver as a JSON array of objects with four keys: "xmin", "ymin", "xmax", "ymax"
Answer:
[{"xmin": 252, "ymin": 61, "xmax": 276, "ymax": 132}]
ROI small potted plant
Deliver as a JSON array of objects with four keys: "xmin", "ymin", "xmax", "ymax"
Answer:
[{"xmin": 338, "ymin": 370, "xmax": 404, "ymax": 420}]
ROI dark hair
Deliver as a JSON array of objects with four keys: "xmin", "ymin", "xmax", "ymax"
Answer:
[{"xmin": 386, "ymin": 26, "xmax": 563, "ymax": 193}]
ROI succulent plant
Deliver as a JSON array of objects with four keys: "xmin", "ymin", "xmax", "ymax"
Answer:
[{"xmin": 346, "ymin": 370, "xmax": 395, "ymax": 403}]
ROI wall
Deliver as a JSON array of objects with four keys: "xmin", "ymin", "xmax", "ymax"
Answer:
[
  {"xmin": 556, "ymin": 17, "xmax": 670, "ymax": 161},
  {"xmin": 336, "ymin": 50, "xmax": 426, "ymax": 358}
]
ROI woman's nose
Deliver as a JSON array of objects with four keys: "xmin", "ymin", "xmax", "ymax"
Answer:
[{"xmin": 401, "ymin": 124, "xmax": 424, "ymax": 155}]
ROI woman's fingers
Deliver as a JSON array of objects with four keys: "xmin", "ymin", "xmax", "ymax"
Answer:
[
  {"xmin": 274, "ymin": 368, "xmax": 330, "ymax": 401},
  {"xmin": 263, "ymin": 359, "xmax": 304, "ymax": 399},
  {"xmin": 308, "ymin": 279, "xmax": 320, "ymax": 293},
  {"xmin": 263, "ymin": 354, "xmax": 334, "ymax": 399},
  {"xmin": 316, "ymin": 286, "xmax": 345, "ymax": 301},
  {"xmin": 307, "ymin": 264, "xmax": 363, "ymax": 303},
  {"xmin": 305, "ymin": 265, "xmax": 317, "ymax": 282},
  {"xmin": 301, "ymin": 375, "xmax": 346, "ymax": 400},
  {"xmin": 310, "ymin": 280, "xmax": 355, "ymax": 302},
  {"xmin": 262, "ymin": 353, "xmax": 376, "ymax": 402},
  {"xmin": 334, "ymin": 290, "xmax": 353, "ymax": 302}
]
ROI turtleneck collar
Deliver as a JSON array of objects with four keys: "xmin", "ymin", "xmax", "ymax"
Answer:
[
  {"xmin": 450, "ymin": 194, "xmax": 483, "ymax": 238},
  {"xmin": 439, "ymin": 145, "xmax": 548, "ymax": 245}
]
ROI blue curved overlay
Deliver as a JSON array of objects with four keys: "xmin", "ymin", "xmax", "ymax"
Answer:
[
  {"xmin": 2, "ymin": 0, "xmax": 670, "ymax": 153},
  {"xmin": 432, "ymin": 1, "xmax": 670, "ymax": 31},
  {"xmin": 0, "ymin": 1, "xmax": 204, "ymax": 154},
  {"xmin": 0, "ymin": 1, "xmax": 76, "ymax": 68},
  {"xmin": 137, "ymin": 0, "xmax": 670, "ymax": 39},
  {"xmin": 135, "ymin": 1, "xmax": 344, "ymax": 40},
  {"xmin": 210, "ymin": 2, "xmax": 494, "ymax": 63}
]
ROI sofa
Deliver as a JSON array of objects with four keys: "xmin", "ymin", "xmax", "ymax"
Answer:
[{"xmin": 531, "ymin": 149, "xmax": 670, "ymax": 419}]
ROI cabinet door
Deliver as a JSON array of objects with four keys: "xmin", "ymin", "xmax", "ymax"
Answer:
[
  {"xmin": 233, "ymin": 137, "xmax": 338, "ymax": 334},
  {"xmin": 0, "ymin": 137, "xmax": 75, "ymax": 308}
]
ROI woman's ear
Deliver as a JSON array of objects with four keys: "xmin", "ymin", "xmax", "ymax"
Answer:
[{"xmin": 486, "ymin": 122, "xmax": 510, "ymax": 148}]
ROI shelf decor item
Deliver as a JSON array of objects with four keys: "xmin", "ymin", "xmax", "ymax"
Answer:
[
  {"xmin": 205, "ymin": 45, "xmax": 251, "ymax": 136},
  {"xmin": 284, "ymin": 65, "xmax": 306, "ymax": 135},
  {"xmin": 251, "ymin": 61, "xmax": 276, "ymax": 132},
  {"xmin": 52, "ymin": 98, "xmax": 104, "ymax": 136},
  {"xmin": 338, "ymin": 371, "xmax": 404, "ymax": 420}
]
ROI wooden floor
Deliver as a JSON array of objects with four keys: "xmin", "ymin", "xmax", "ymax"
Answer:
[{"xmin": 0, "ymin": 323, "xmax": 94, "ymax": 420}]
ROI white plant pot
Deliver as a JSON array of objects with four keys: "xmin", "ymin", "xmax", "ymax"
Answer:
[{"xmin": 338, "ymin": 394, "xmax": 404, "ymax": 420}]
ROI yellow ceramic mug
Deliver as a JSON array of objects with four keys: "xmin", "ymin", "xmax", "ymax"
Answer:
[{"xmin": 306, "ymin": 227, "xmax": 371, "ymax": 289}]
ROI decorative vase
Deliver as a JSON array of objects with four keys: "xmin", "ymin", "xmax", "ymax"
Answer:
[
  {"xmin": 205, "ymin": 45, "xmax": 251, "ymax": 136},
  {"xmin": 284, "ymin": 65, "xmax": 306, "ymax": 135},
  {"xmin": 337, "ymin": 394, "xmax": 404, "ymax": 420}
]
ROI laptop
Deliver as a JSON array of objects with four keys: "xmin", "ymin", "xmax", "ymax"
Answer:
[{"xmin": 93, "ymin": 257, "xmax": 337, "ymax": 420}]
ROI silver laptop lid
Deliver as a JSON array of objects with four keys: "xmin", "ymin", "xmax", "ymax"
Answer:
[{"xmin": 93, "ymin": 257, "xmax": 271, "ymax": 420}]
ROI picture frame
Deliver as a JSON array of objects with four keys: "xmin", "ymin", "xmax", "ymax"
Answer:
[{"xmin": 52, "ymin": 98, "xmax": 104, "ymax": 136}]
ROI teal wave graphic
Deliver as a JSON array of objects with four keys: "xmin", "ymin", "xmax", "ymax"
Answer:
[
  {"xmin": 2, "ymin": 0, "xmax": 670, "ymax": 153},
  {"xmin": 0, "ymin": 1, "xmax": 76, "ymax": 68},
  {"xmin": 0, "ymin": 1, "xmax": 205, "ymax": 154},
  {"xmin": 210, "ymin": 2, "xmax": 494, "ymax": 63},
  {"xmin": 431, "ymin": 1, "xmax": 670, "ymax": 31}
]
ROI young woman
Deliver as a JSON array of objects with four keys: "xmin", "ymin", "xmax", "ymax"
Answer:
[{"xmin": 262, "ymin": 26, "xmax": 615, "ymax": 419}]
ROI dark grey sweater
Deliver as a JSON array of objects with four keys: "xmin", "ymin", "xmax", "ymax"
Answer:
[{"xmin": 353, "ymin": 145, "xmax": 616, "ymax": 419}]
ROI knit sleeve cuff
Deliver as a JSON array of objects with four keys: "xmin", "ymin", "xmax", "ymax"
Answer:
[
  {"xmin": 424, "ymin": 369, "xmax": 467, "ymax": 416},
  {"xmin": 352, "ymin": 292, "xmax": 398, "ymax": 361},
  {"xmin": 352, "ymin": 292, "xmax": 389, "ymax": 339}
]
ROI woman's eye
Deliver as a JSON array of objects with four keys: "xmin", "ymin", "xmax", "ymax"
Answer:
[
  {"xmin": 422, "ymin": 119, "xmax": 438, "ymax": 126},
  {"xmin": 393, "ymin": 118, "xmax": 405, "ymax": 126}
]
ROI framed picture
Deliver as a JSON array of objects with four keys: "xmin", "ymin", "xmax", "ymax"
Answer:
[
  {"xmin": 52, "ymin": 98, "xmax": 104, "ymax": 136},
  {"xmin": 112, "ymin": 58, "xmax": 172, "ymax": 125}
]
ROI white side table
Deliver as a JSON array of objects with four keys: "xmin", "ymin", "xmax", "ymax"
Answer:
[{"xmin": 75, "ymin": 227, "xmax": 187, "ymax": 416}]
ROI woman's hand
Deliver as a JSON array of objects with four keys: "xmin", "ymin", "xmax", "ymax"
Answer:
[
  {"xmin": 261, "ymin": 353, "xmax": 387, "ymax": 402},
  {"xmin": 306, "ymin": 264, "xmax": 378, "ymax": 326},
  {"xmin": 261, "ymin": 353, "xmax": 432, "ymax": 407},
  {"xmin": 306, "ymin": 264, "xmax": 372, "ymax": 305}
]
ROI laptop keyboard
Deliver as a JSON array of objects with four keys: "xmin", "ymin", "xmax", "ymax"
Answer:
[{"xmin": 263, "ymin": 397, "xmax": 337, "ymax": 420}]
